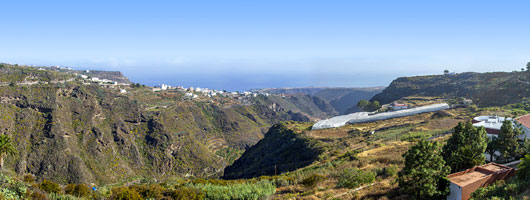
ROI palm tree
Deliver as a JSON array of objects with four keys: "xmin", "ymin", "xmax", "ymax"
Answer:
[{"xmin": 0, "ymin": 135, "xmax": 17, "ymax": 171}]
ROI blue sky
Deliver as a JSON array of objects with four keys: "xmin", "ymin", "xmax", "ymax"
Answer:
[{"xmin": 1, "ymin": 1, "xmax": 529, "ymax": 91}]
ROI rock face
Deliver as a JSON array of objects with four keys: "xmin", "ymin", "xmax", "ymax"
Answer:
[
  {"xmin": 223, "ymin": 124, "xmax": 323, "ymax": 179},
  {"xmin": 370, "ymin": 71, "xmax": 530, "ymax": 106},
  {"xmin": 0, "ymin": 64, "xmax": 329, "ymax": 185}
]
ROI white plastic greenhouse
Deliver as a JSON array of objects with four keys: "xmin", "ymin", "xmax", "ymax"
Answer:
[{"xmin": 312, "ymin": 103, "xmax": 450, "ymax": 130}]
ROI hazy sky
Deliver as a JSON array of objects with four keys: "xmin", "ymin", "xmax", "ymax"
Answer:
[{"xmin": 1, "ymin": 1, "xmax": 529, "ymax": 91}]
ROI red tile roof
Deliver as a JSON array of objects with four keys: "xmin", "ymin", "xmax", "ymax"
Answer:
[{"xmin": 516, "ymin": 113, "xmax": 530, "ymax": 129}]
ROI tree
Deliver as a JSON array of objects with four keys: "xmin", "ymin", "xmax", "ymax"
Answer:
[
  {"xmin": 0, "ymin": 135, "xmax": 17, "ymax": 171},
  {"xmin": 485, "ymin": 137, "xmax": 498, "ymax": 162},
  {"xmin": 517, "ymin": 154, "xmax": 530, "ymax": 183},
  {"xmin": 497, "ymin": 120, "xmax": 522, "ymax": 162},
  {"xmin": 444, "ymin": 70, "xmax": 449, "ymax": 75},
  {"xmin": 398, "ymin": 140, "xmax": 450, "ymax": 200},
  {"xmin": 357, "ymin": 100, "xmax": 370, "ymax": 111},
  {"xmin": 527, "ymin": 62, "xmax": 530, "ymax": 71},
  {"xmin": 442, "ymin": 122, "xmax": 487, "ymax": 172},
  {"xmin": 369, "ymin": 100, "xmax": 381, "ymax": 111}
]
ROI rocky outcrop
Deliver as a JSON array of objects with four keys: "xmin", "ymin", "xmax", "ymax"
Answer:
[{"xmin": 223, "ymin": 124, "xmax": 323, "ymax": 179}]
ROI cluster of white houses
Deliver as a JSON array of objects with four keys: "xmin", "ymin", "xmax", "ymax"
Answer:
[{"xmin": 151, "ymin": 83, "xmax": 271, "ymax": 100}]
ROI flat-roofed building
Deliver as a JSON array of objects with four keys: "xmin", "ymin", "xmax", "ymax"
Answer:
[
  {"xmin": 472, "ymin": 116, "xmax": 511, "ymax": 136},
  {"xmin": 447, "ymin": 163, "xmax": 515, "ymax": 200}
]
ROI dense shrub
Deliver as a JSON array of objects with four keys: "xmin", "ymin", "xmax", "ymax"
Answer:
[
  {"xmin": 130, "ymin": 184, "xmax": 165, "ymax": 199},
  {"xmin": 193, "ymin": 180, "xmax": 276, "ymax": 200},
  {"xmin": 40, "ymin": 179, "xmax": 61, "ymax": 194},
  {"xmin": 300, "ymin": 174, "xmax": 325, "ymax": 188},
  {"xmin": 337, "ymin": 168, "xmax": 375, "ymax": 189},
  {"xmin": 110, "ymin": 187, "xmax": 143, "ymax": 200},
  {"xmin": 167, "ymin": 187, "xmax": 205, "ymax": 200},
  {"xmin": 30, "ymin": 191, "xmax": 47, "ymax": 200},
  {"xmin": 64, "ymin": 183, "xmax": 91, "ymax": 197},
  {"xmin": 47, "ymin": 192, "xmax": 81, "ymax": 200},
  {"xmin": 23, "ymin": 174, "xmax": 35, "ymax": 183}
]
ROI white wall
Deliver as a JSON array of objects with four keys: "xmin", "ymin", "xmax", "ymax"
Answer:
[{"xmin": 447, "ymin": 182, "xmax": 462, "ymax": 200}]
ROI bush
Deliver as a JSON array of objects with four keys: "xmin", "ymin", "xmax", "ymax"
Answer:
[
  {"xmin": 376, "ymin": 165, "xmax": 399, "ymax": 178},
  {"xmin": 64, "ymin": 183, "xmax": 91, "ymax": 197},
  {"xmin": 40, "ymin": 179, "xmax": 61, "ymax": 194},
  {"xmin": 23, "ymin": 174, "xmax": 35, "ymax": 183},
  {"xmin": 193, "ymin": 180, "xmax": 276, "ymax": 200},
  {"xmin": 301, "ymin": 174, "xmax": 325, "ymax": 188},
  {"xmin": 30, "ymin": 191, "xmax": 47, "ymax": 200},
  {"xmin": 47, "ymin": 192, "xmax": 82, "ymax": 200},
  {"xmin": 110, "ymin": 187, "xmax": 143, "ymax": 200},
  {"xmin": 337, "ymin": 168, "xmax": 375, "ymax": 189},
  {"xmin": 130, "ymin": 184, "xmax": 165, "ymax": 199},
  {"xmin": 167, "ymin": 187, "xmax": 205, "ymax": 200},
  {"xmin": 340, "ymin": 151, "xmax": 359, "ymax": 161}
]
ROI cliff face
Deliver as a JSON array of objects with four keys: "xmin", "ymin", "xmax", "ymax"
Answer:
[
  {"xmin": 255, "ymin": 87, "xmax": 384, "ymax": 115},
  {"xmin": 0, "ymin": 64, "xmax": 329, "ymax": 185},
  {"xmin": 223, "ymin": 123, "xmax": 323, "ymax": 179},
  {"xmin": 371, "ymin": 72, "xmax": 530, "ymax": 106}
]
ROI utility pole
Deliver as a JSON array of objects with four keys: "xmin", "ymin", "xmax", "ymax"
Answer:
[{"xmin": 275, "ymin": 164, "xmax": 277, "ymax": 176}]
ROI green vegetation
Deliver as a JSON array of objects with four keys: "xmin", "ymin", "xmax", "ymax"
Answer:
[
  {"xmin": 398, "ymin": 140, "xmax": 450, "ymax": 200},
  {"xmin": 356, "ymin": 99, "xmax": 381, "ymax": 112},
  {"xmin": 40, "ymin": 179, "xmax": 62, "ymax": 194},
  {"xmin": 0, "ymin": 135, "xmax": 16, "ymax": 170},
  {"xmin": 496, "ymin": 120, "xmax": 523, "ymax": 162},
  {"xmin": 336, "ymin": 168, "xmax": 375, "ymax": 189},
  {"xmin": 442, "ymin": 122, "xmax": 487, "ymax": 172},
  {"xmin": 64, "ymin": 184, "xmax": 92, "ymax": 198},
  {"xmin": 192, "ymin": 180, "xmax": 276, "ymax": 200}
]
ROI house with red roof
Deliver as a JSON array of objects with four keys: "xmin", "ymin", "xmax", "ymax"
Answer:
[
  {"xmin": 515, "ymin": 113, "xmax": 530, "ymax": 139},
  {"xmin": 390, "ymin": 102, "xmax": 408, "ymax": 110},
  {"xmin": 447, "ymin": 163, "xmax": 515, "ymax": 200}
]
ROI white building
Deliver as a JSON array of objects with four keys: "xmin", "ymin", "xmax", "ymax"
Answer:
[
  {"xmin": 159, "ymin": 84, "xmax": 169, "ymax": 90},
  {"xmin": 472, "ymin": 116, "xmax": 511, "ymax": 137},
  {"xmin": 119, "ymin": 89, "xmax": 127, "ymax": 94}
]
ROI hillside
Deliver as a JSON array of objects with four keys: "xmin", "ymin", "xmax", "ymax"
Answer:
[
  {"xmin": 371, "ymin": 71, "xmax": 530, "ymax": 106},
  {"xmin": 223, "ymin": 100, "xmax": 472, "ymax": 199},
  {"xmin": 0, "ymin": 63, "xmax": 333, "ymax": 185},
  {"xmin": 255, "ymin": 87, "xmax": 384, "ymax": 114},
  {"xmin": 223, "ymin": 123, "xmax": 324, "ymax": 179}
]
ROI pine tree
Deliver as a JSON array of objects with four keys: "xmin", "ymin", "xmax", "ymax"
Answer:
[
  {"xmin": 399, "ymin": 140, "xmax": 450, "ymax": 200},
  {"xmin": 497, "ymin": 120, "xmax": 522, "ymax": 162},
  {"xmin": 442, "ymin": 122, "xmax": 487, "ymax": 172}
]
